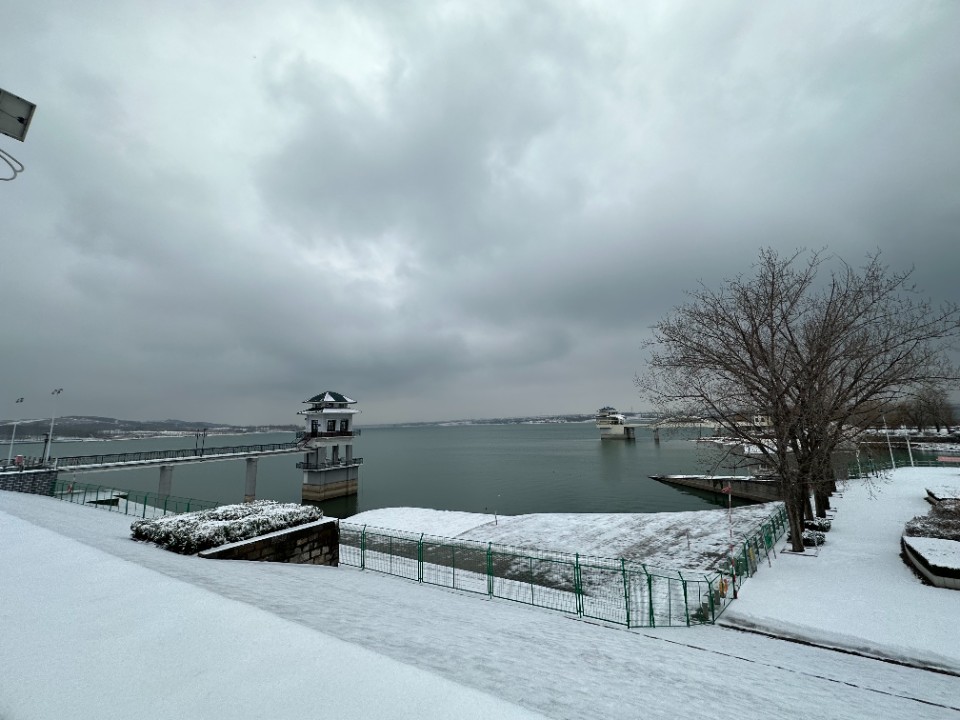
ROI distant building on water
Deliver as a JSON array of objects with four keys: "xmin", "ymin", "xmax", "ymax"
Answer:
[{"xmin": 297, "ymin": 391, "xmax": 362, "ymax": 504}]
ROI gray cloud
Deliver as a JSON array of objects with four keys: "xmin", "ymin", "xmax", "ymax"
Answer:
[{"xmin": 2, "ymin": 1, "xmax": 958, "ymax": 425}]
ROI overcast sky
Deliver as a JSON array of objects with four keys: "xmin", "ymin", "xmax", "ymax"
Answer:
[{"xmin": 2, "ymin": 1, "xmax": 958, "ymax": 426}]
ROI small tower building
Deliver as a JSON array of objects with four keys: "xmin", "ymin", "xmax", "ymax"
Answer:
[{"xmin": 297, "ymin": 391, "xmax": 362, "ymax": 504}]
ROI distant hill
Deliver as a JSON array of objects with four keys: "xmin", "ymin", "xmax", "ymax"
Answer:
[{"xmin": 0, "ymin": 415, "xmax": 298, "ymax": 441}]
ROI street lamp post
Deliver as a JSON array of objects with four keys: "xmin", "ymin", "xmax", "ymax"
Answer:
[
  {"xmin": 42, "ymin": 388, "xmax": 63, "ymax": 464},
  {"xmin": 6, "ymin": 397, "xmax": 24, "ymax": 464}
]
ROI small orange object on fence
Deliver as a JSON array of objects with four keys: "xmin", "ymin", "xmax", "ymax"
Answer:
[{"xmin": 937, "ymin": 456, "xmax": 960, "ymax": 463}]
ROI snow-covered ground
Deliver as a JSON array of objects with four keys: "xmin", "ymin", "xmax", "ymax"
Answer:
[
  {"xmin": 720, "ymin": 466, "xmax": 960, "ymax": 674},
  {"xmin": 2, "ymin": 469, "xmax": 960, "ymax": 719},
  {"xmin": 349, "ymin": 504, "xmax": 780, "ymax": 572}
]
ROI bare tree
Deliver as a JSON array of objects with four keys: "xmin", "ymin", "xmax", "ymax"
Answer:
[
  {"xmin": 639, "ymin": 249, "xmax": 960, "ymax": 552},
  {"xmin": 889, "ymin": 385, "xmax": 957, "ymax": 433},
  {"xmin": 918, "ymin": 385, "xmax": 957, "ymax": 433}
]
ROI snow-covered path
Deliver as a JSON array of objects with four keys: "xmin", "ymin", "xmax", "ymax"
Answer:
[
  {"xmin": 2, "ymin": 490, "xmax": 958, "ymax": 719},
  {"xmin": 722, "ymin": 467, "xmax": 960, "ymax": 673}
]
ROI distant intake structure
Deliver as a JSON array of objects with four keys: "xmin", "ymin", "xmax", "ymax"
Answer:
[
  {"xmin": 297, "ymin": 391, "xmax": 362, "ymax": 504},
  {"xmin": 595, "ymin": 406, "xmax": 637, "ymax": 440}
]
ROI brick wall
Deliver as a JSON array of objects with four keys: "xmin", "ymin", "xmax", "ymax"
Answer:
[
  {"xmin": 198, "ymin": 518, "xmax": 339, "ymax": 566},
  {"xmin": 0, "ymin": 471, "xmax": 57, "ymax": 496}
]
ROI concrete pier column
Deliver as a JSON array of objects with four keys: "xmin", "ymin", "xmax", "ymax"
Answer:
[
  {"xmin": 158, "ymin": 465, "xmax": 174, "ymax": 496},
  {"xmin": 244, "ymin": 458, "xmax": 258, "ymax": 503}
]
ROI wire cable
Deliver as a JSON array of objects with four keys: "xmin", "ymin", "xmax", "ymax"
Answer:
[{"xmin": 0, "ymin": 145, "xmax": 24, "ymax": 181}]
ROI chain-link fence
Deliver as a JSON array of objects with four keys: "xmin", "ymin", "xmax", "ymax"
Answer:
[{"xmin": 339, "ymin": 504, "xmax": 788, "ymax": 627}]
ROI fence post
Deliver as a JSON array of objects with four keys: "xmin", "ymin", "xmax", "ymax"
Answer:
[
  {"xmin": 418, "ymin": 533, "xmax": 424, "ymax": 583},
  {"xmin": 360, "ymin": 525, "xmax": 367, "ymax": 571},
  {"xmin": 529, "ymin": 555, "xmax": 535, "ymax": 605},
  {"xmin": 574, "ymin": 553, "xmax": 583, "ymax": 618},
  {"xmin": 679, "ymin": 571, "xmax": 689, "ymax": 626},
  {"xmin": 707, "ymin": 575, "xmax": 716, "ymax": 622},
  {"xmin": 621, "ymin": 559, "xmax": 631, "ymax": 628},
  {"xmin": 643, "ymin": 565, "xmax": 655, "ymax": 627},
  {"xmin": 486, "ymin": 543, "xmax": 493, "ymax": 597}
]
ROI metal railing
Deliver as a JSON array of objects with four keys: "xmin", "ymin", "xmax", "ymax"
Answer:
[
  {"xmin": 337, "ymin": 506, "xmax": 790, "ymax": 628},
  {"xmin": 296, "ymin": 457, "xmax": 364, "ymax": 471},
  {"xmin": 296, "ymin": 429, "xmax": 361, "ymax": 439},
  {"xmin": 846, "ymin": 455, "xmax": 959, "ymax": 479},
  {"xmin": 50, "ymin": 478, "xmax": 220, "ymax": 518},
  {"xmin": 52, "ymin": 441, "xmax": 300, "ymax": 468},
  {"xmin": 725, "ymin": 504, "xmax": 788, "ymax": 595},
  {"xmin": 0, "ymin": 456, "xmax": 46, "ymax": 472}
]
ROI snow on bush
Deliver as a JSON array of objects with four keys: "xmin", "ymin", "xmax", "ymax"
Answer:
[
  {"xmin": 904, "ymin": 499, "xmax": 960, "ymax": 542},
  {"xmin": 804, "ymin": 517, "xmax": 832, "ymax": 532},
  {"xmin": 131, "ymin": 501, "xmax": 324, "ymax": 554},
  {"xmin": 801, "ymin": 530, "xmax": 826, "ymax": 547}
]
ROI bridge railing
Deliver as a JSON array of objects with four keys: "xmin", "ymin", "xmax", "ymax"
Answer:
[
  {"xmin": 51, "ymin": 478, "xmax": 219, "ymax": 518},
  {"xmin": 53, "ymin": 441, "xmax": 300, "ymax": 468}
]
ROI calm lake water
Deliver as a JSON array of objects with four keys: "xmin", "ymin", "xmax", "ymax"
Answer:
[{"xmin": 12, "ymin": 422, "xmax": 934, "ymax": 518}]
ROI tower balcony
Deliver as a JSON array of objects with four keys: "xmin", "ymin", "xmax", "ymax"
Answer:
[
  {"xmin": 296, "ymin": 429, "xmax": 361, "ymax": 441},
  {"xmin": 296, "ymin": 457, "xmax": 363, "ymax": 471}
]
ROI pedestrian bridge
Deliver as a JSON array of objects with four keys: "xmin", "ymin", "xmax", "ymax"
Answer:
[
  {"xmin": 52, "ymin": 440, "xmax": 302, "ymax": 472},
  {"xmin": 1, "ymin": 440, "xmax": 307, "ymax": 502}
]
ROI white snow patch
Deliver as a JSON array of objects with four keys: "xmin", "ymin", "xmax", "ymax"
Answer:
[
  {"xmin": 3, "ymin": 488, "xmax": 960, "ymax": 718},
  {"xmin": 721, "ymin": 467, "xmax": 960, "ymax": 673},
  {"xmin": 351, "ymin": 504, "xmax": 782, "ymax": 572},
  {"xmin": 350, "ymin": 507, "xmax": 497, "ymax": 537},
  {"xmin": 903, "ymin": 536, "xmax": 960, "ymax": 572}
]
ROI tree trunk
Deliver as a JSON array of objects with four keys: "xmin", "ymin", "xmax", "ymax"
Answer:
[
  {"xmin": 783, "ymin": 480, "xmax": 806, "ymax": 552},
  {"xmin": 814, "ymin": 485, "xmax": 830, "ymax": 517}
]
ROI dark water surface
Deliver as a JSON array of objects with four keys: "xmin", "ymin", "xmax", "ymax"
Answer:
[{"xmin": 13, "ymin": 423, "xmax": 790, "ymax": 517}]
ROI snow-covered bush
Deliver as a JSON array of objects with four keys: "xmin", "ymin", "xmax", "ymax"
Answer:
[
  {"xmin": 904, "ymin": 499, "xmax": 960, "ymax": 542},
  {"xmin": 804, "ymin": 517, "xmax": 832, "ymax": 532},
  {"xmin": 131, "ymin": 501, "xmax": 324, "ymax": 554},
  {"xmin": 801, "ymin": 530, "xmax": 826, "ymax": 547}
]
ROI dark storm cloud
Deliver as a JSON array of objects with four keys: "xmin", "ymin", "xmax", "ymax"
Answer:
[{"xmin": 2, "ymin": 1, "xmax": 958, "ymax": 424}]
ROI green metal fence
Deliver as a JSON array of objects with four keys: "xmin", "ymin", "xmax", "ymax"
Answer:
[
  {"xmin": 339, "ymin": 504, "xmax": 789, "ymax": 627},
  {"xmin": 50, "ymin": 477, "xmax": 219, "ymax": 518},
  {"xmin": 846, "ymin": 456, "xmax": 955, "ymax": 479},
  {"xmin": 726, "ymin": 504, "xmax": 788, "ymax": 596}
]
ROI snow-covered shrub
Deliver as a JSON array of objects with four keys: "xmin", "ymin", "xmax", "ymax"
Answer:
[
  {"xmin": 804, "ymin": 517, "xmax": 832, "ymax": 532},
  {"xmin": 131, "ymin": 501, "xmax": 324, "ymax": 554},
  {"xmin": 801, "ymin": 530, "xmax": 826, "ymax": 547},
  {"xmin": 904, "ymin": 499, "xmax": 960, "ymax": 542}
]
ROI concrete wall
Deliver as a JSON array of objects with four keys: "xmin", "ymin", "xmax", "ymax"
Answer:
[
  {"xmin": 302, "ymin": 477, "xmax": 357, "ymax": 503},
  {"xmin": 198, "ymin": 518, "xmax": 339, "ymax": 566},
  {"xmin": 653, "ymin": 475, "xmax": 782, "ymax": 503},
  {"xmin": 0, "ymin": 470, "xmax": 57, "ymax": 496}
]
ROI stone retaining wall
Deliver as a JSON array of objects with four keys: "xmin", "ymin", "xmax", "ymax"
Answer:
[
  {"xmin": 0, "ymin": 471, "xmax": 58, "ymax": 496},
  {"xmin": 198, "ymin": 518, "xmax": 339, "ymax": 566}
]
